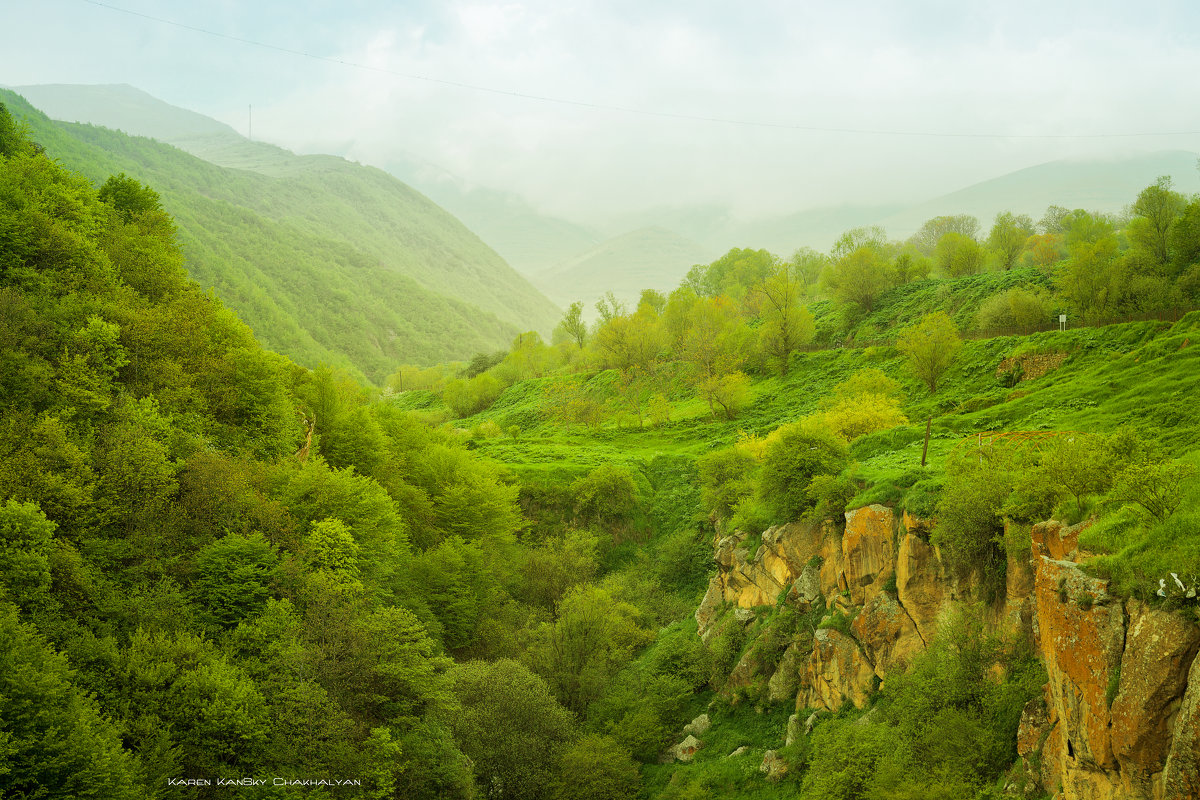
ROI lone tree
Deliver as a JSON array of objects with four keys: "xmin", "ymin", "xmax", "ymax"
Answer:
[
  {"xmin": 898, "ymin": 311, "xmax": 962, "ymax": 394},
  {"xmin": 554, "ymin": 301, "xmax": 588, "ymax": 349},
  {"xmin": 897, "ymin": 312, "xmax": 962, "ymax": 465}
]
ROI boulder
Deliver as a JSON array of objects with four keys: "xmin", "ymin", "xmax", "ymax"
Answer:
[
  {"xmin": 785, "ymin": 713, "xmax": 802, "ymax": 747},
  {"xmin": 1031, "ymin": 519, "xmax": 1086, "ymax": 562},
  {"xmin": 1016, "ymin": 697, "xmax": 1059, "ymax": 796},
  {"xmin": 683, "ymin": 713, "xmax": 711, "ymax": 737},
  {"xmin": 728, "ymin": 746, "xmax": 749, "ymax": 758},
  {"xmin": 670, "ymin": 735, "xmax": 703, "ymax": 763},
  {"xmin": 695, "ymin": 577, "xmax": 724, "ymax": 642},
  {"xmin": 760, "ymin": 749, "xmax": 788, "ymax": 782},
  {"xmin": 767, "ymin": 641, "xmax": 804, "ymax": 704},
  {"xmin": 788, "ymin": 560, "xmax": 823, "ymax": 609}
]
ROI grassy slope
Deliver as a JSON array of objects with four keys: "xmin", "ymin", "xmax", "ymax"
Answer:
[
  {"xmin": 431, "ymin": 306, "xmax": 1199, "ymax": 503},
  {"xmin": 3, "ymin": 90, "xmax": 557, "ymax": 381}
]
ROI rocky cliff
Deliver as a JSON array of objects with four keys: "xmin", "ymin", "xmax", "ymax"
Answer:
[{"xmin": 693, "ymin": 506, "xmax": 1200, "ymax": 799}]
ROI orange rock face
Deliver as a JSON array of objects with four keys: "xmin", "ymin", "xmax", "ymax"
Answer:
[
  {"xmin": 1031, "ymin": 519, "xmax": 1086, "ymax": 561},
  {"xmin": 1016, "ymin": 697, "xmax": 1061, "ymax": 795},
  {"xmin": 896, "ymin": 533, "xmax": 944, "ymax": 644},
  {"xmin": 1164, "ymin": 649, "xmax": 1200, "ymax": 800},
  {"xmin": 1034, "ymin": 557, "xmax": 1124, "ymax": 774},
  {"xmin": 850, "ymin": 590, "xmax": 924, "ymax": 679},
  {"xmin": 1111, "ymin": 601, "xmax": 1200, "ymax": 793},
  {"xmin": 797, "ymin": 628, "xmax": 876, "ymax": 711},
  {"xmin": 840, "ymin": 505, "xmax": 896, "ymax": 606}
]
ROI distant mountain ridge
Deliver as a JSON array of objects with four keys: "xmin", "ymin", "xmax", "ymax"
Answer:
[
  {"xmin": 12, "ymin": 83, "xmax": 561, "ymax": 333},
  {"xmin": 874, "ymin": 150, "xmax": 1200, "ymax": 238},
  {"xmin": 3, "ymin": 87, "xmax": 560, "ymax": 381},
  {"xmin": 16, "ymin": 84, "xmax": 1198, "ymax": 323},
  {"xmin": 532, "ymin": 226, "xmax": 716, "ymax": 314}
]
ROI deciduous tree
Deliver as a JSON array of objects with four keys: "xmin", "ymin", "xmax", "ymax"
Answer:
[{"xmin": 897, "ymin": 312, "xmax": 962, "ymax": 394}]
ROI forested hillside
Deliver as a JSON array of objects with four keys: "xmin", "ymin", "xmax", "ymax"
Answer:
[
  {"xmin": 0, "ymin": 88, "xmax": 561, "ymax": 383},
  {"xmin": 4, "ymin": 89, "xmax": 1200, "ymax": 800}
]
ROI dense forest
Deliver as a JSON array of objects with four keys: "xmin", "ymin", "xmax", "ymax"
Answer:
[{"xmin": 2, "ymin": 94, "xmax": 1200, "ymax": 800}]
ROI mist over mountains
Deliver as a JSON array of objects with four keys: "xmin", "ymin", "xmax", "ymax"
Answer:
[{"xmin": 11, "ymin": 82, "xmax": 1200, "ymax": 321}]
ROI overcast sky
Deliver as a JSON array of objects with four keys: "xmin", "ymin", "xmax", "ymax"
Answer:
[{"xmin": 3, "ymin": 0, "xmax": 1200, "ymax": 222}]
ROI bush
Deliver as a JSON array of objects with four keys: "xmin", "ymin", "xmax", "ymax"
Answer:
[
  {"xmin": 807, "ymin": 473, "xmax": 856, "ymax": 521},
  {"xmin": 698, "ymin": 446, "xmax": 757, "ymax": 523},
  {"xmin": 931, "ymin": 452, "xmax": 1008, "ymax": 594},
  {"xmin": 550, "ymin": 735, "xmax": 641, "ymax": 800},
  {"xmin": 976, "ymin": 287, "xmax": 1052, "ymax": 332},
  {"xmin": 573, "ymin": 464, "xmax": 641, "ymax": 532},
  {"xmin": 757, "ymin": 424, "xmax": 848, "ymax": 523},
  {"xmin": 707, "ymin": 616, "xmax": 747, "ymax": 689},
  {"xmin": 650, "ymin": 527, "xmax": 712, "ymax": 595},
  {"xmin": 1110, "ymin": 460, "xmax": 1195, "ymax": 522},
  {"xmin": 447, "ymin": 659, "xmax": 577, "ymax": 800},
  {"xmin": 443, "ymin": 373, "xmax": 504, "ymax": 417}
]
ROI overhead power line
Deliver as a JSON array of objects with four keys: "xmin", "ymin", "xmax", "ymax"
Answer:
[{"xmin": 80, "ymin": 0, "xmax": 1200, "ymax": 141}]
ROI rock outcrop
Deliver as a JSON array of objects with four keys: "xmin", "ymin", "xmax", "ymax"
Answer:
[
  {"xmin": 797, "ymin": 628, "xmax": 875, "ymax": 711},
  {"xmin": 697, "ymin": 510, "xmax": 1200, "ymax": 799},
  {"xmin": 1021, "ymin": 520, "xmax": 1200, "ymax": 800},
  {"xmin": 839, "ymin": 505, "xmax": 896, "ymax": 605},
  {"xmin": 895, "ymin": 531, "xmax": 944, "ymax": 644},
  {"xmin": 851, "ymin": 590, "xmax": 924, "ymax": 679}
]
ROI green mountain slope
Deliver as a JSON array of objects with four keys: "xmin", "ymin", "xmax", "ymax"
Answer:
[
  {"xmin": 377, "ymin": 155, "xmax": 604, "ymax": 276},
  {"xmin": 16, "ymin": 83, "xmax": 603, "ymax": 278},
  {"xmin": 533, "ymin": 226, "xmax": 714, "ymax": 312},
  {"xmin": 10, "ymin": 85, "xmax": 561, "ymax": 322},
  {"xmin": 3, "ymin": 89, "xmax": 556, "ymax": 380}
]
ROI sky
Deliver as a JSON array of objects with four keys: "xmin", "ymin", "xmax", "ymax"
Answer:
[{"xmin": 3, "ymin": 0, "xmax": 1200, "ymax": 223}]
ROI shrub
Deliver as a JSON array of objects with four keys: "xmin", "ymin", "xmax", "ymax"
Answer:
[
  {"xmin": 757, "ymin": 424, "xmax": 848, "ymax": 523},
  {"xmin": 807, "ymin": 473, "xmax": 856, "ymax": 521},
  {"xmin": 573, "ymin": 464, "xmax": 641, "ymax": 532},
  {"xmin": 550, "ymin": 735, "xmax": 640, "ymax": 800},
  {"xmin": 707, "ymin": 616, "xmax": 747, "ymax": 689},
  {"xmin": 650, "ymin": 527, "xmax": 712, "ymax": 595},
  {"xmin": 698, "ymin": 446, "xmax": 757, "ymax": 523},
  {"xmin": 931, "ymin": 451, "xmax": 1008, "ymax": 595},
  {"xmin": 1110, "ymin": 460, "xmax": 1195, "ymax": 522}
]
